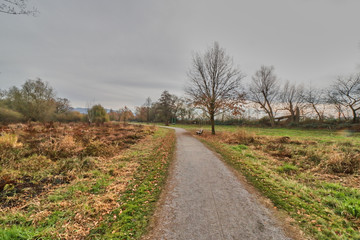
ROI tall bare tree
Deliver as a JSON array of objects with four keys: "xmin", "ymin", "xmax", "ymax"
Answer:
[
  {"xmin": 0, "ymin": 0, "xmax": 37, "ymax": 15},
  {"xmin": 330, "ymin": 73, "xmax": 360, "ymax": 123},
  {"xmin": 279, "ymin": 81, "xmax": 304, "ymax": 123},
  {"xmin": 248, "ymin": 65, "xmax": 279, "ymax": 127},
  {"xmin": 186, "ymin": 42, "xmax": 245, "ymax": 134}
]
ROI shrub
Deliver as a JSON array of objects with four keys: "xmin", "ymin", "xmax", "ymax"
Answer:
[
  {"xmin": 0, "ymin": 107, "xmax": 24, "ymax": 123},
  {"xmin": 54, "ymin": 111, "xmax": 83, "ymax": 122},
  {"xmin": 87, "ymin": 105, "xmax": 109, "ymax": 124}
]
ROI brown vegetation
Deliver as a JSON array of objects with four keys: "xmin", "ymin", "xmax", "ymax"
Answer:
[
  {"xmin": 194, "ymin": 129, "xmax": 360, "ymax": 188},
  {"xmin": 0, "ymin": 122, "xmax": 154, "ymax": 207}
]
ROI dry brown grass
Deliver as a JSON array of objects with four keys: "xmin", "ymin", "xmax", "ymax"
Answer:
[
  {"xmin": 194, "ymin": 128, "xmax": 360, "ymax": 188},
  {"xmin": 323, "ymin": 151, "xmax": 360, "ymax": 174},
  {"xmin": 0, "ymin": 123, "xmax": 165, "ymax": 239}
]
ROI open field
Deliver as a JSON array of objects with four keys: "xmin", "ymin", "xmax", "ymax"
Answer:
[
  {"xmin": 0, "ymin": 123, "xmax": 175, "ymax": 239},
  {"xmin": 176, "ymin": 124, "xmax": 360, "ymax": 239}
]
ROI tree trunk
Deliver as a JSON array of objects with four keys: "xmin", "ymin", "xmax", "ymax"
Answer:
[
  {"xmin": 210, "ymin": 113, "xmax": 215, "ymax": 135},
  {"xmin": 351, "ymin": 108, "xmax": 357, "ymax": 123},
  {"xmin": 295, "ymin": 107, "xmax": 300, "ymax": 123},
  {"xmin": 312, "ymin": 104, "xmax": 323, "ymax": 122}
]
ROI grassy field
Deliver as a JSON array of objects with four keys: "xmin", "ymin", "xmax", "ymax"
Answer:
[
  {"xmin": 177, "ymin": 124, "xmax": 360, "ymax": 239},
  {"xmin": 0, "ymin": 122, "xmax": 175, "ymax": 239}
]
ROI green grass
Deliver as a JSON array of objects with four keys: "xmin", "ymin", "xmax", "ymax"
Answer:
[
  {"xmin": 277, "ymin": 163, "xmax": 298, "ymax": 173},
  {"xmin": 174, "ymin": 124, "xmax": 360, "ymax": 142}
]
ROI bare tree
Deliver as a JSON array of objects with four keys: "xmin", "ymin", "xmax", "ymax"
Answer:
[
  {"xmin": 330, "ymin": 73, "xmax": 360, "ymax": 123},
  {"xmin": 303, "ymin": 85, "xmax": 325, "ymax": 121},
  {"xmin": 327, "ymin": 90, "xmax": 347, "ymax": 121},
  {"xmin": 144, "ymin": 97, "xmax": 152, "ymax": 123},
  {"xmin": 279, "ymin": 81, "xmax": 304, "ymax": 123},
  {"xmin": 186, "ymin": 42, "xmax": 245, "ymax": 134},
  {"xmin": 0, "ymin": 0, "xmax": 37, "ymax": 15},
  {"xmin": 248, "ymin": 65, "xmax": 279, "ymax": 127}
]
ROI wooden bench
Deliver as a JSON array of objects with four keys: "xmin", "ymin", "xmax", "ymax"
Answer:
[{"xmin": 196, "ymin": 129, "xmax": 203, "ymax": 135}]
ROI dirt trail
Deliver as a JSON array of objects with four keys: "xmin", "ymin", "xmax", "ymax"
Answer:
[{"xmin": 145, "ymin": 128, "xmax": 292, "ymax": 240}]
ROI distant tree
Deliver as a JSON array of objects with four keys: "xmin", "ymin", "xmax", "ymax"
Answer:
[
  {"xmin": 0, "ymin": 0, "xmax": 38, "ymax": 15},
  {"xmin": 186, "ymin": 42, "xmax": 245, "ymax": 134},
  {"xmin": 119, "ymin": 106, "xmax": 133, "ymax": 124},
  {"xmin": 173, "ymin": 97, "xmax": 187, "ymax": 121},
  {"xmin": 158, "ymin": 90, "xmax": 175, "ymax": 126},
  {"xmin": 55, "ymin": 98, "xmax": 71, "ymax": 114},
  {"xmin": 303, "ymin": 85, "xmax": 325, "ymax": 122},
  {"xmin": 6, "ymin": 78, "xmax": 56, "ymax": 122},
  {"xmin": 330, "ymin": 73, "xmax": 360, "ymax": 123},
  {"xmin": 279, "ymin": 81, "xmax": 304, "ymax": 123},
  {"xmin": 327, "ymin": 90, "xmax": 347, "ymax": 121},
  {"xmin": 108, "ymin": 109, "xmax": 121, "ymax": 121},
  {"xmin": 135, "ymin": 106, "xmax": 147, "ymax": 122},
  {"xmin": 248, "ymin": 65, "xmax": 279, "ymax": 127},
  {"xmin": 87, "ymin": 104, "xmax": 109, "ymax": 124},
  {"xmin": 144, "ymin": 97, "xmax": 152, "ymax": 123}
]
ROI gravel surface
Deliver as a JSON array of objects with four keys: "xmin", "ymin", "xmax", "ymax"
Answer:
[{"xmin": 145, "ymin": 128, "xmax": 292, "ymax": 240}]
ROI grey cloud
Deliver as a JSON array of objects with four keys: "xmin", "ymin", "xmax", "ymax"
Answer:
[{"xmin": 1, "ymin": 0, "xmax": 360, "ymax": 109}]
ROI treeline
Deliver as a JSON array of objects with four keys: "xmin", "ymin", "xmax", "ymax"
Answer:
[
  {"xmin": 2, "ymin": 69, "xmax": 359, "ymax": 128},
  {"xmin": 133, "ymin": 70, "xmax": 360, "ymax": 128},
  {"xmin": 247, "ymin": 66, "xmax": 360, "ymax": 126},
  {"xmin": 0, "ymin": 78, "xmax": 83, "ymax": 123},
  {"xmin": 134, "ymin": 90, "xmax": 195, "ymax": 125}
]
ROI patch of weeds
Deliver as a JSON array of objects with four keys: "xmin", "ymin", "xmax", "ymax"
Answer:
[
  {"xmin": 277, "ymin": 163, "xmax": 299, "ymax": 174},
  {"xmin": 231, "ymin": 144, "xmax": 248, "ymax": 152},
  {"xmin": 245, "ymin": 153, "xmax": 256, "ymax": 159},
  {"xmin": 0, "ymin": 225, "xmax": 39, "ymax": 240},
  {"xmin": 324, "ymin": 151, "xmax": 360, "ymax": 174},
  {"xmin": 306, "ymin": 151, "xmax": 322, "ymax": 165},
  {"xmin": 91, "ymin": 176, "xmax": 111, "ymax": 194}
]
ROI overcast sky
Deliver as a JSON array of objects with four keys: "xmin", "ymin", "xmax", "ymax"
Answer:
[{"xmin": 1, "ymin": 0, "xmax": 360, "ymax": 109}]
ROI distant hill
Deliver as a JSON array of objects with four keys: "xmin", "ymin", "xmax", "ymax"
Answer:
[{"xmin": 71, "ymin": 108, "xmax": 88, "ymax": 114}]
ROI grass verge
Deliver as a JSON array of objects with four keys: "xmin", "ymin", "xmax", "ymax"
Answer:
[{"xmin": 87, "ymin": 127, "xmax": 176, "ymax": 239}]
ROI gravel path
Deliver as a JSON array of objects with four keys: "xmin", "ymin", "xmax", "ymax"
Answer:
[{"xmin": 145, "ymin": 128, "xmax": 292, "ymax": 240}]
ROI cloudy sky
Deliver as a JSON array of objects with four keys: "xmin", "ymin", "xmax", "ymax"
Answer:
[{"xmin": 1, "ymin": 0, "xmax": 360, "ymax": 109}]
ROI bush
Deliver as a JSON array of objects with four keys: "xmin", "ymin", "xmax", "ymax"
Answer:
[
  {"xmin": 0, "ymin": 107, "xmax": 24, "ymax": 123},
  {"xmin": 53, "ymin": 111, "xmax": 83, "ymax": 122},
  {"xmin": 87, "ymin": 105, "xmax": 109, "ymax": 124}
]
